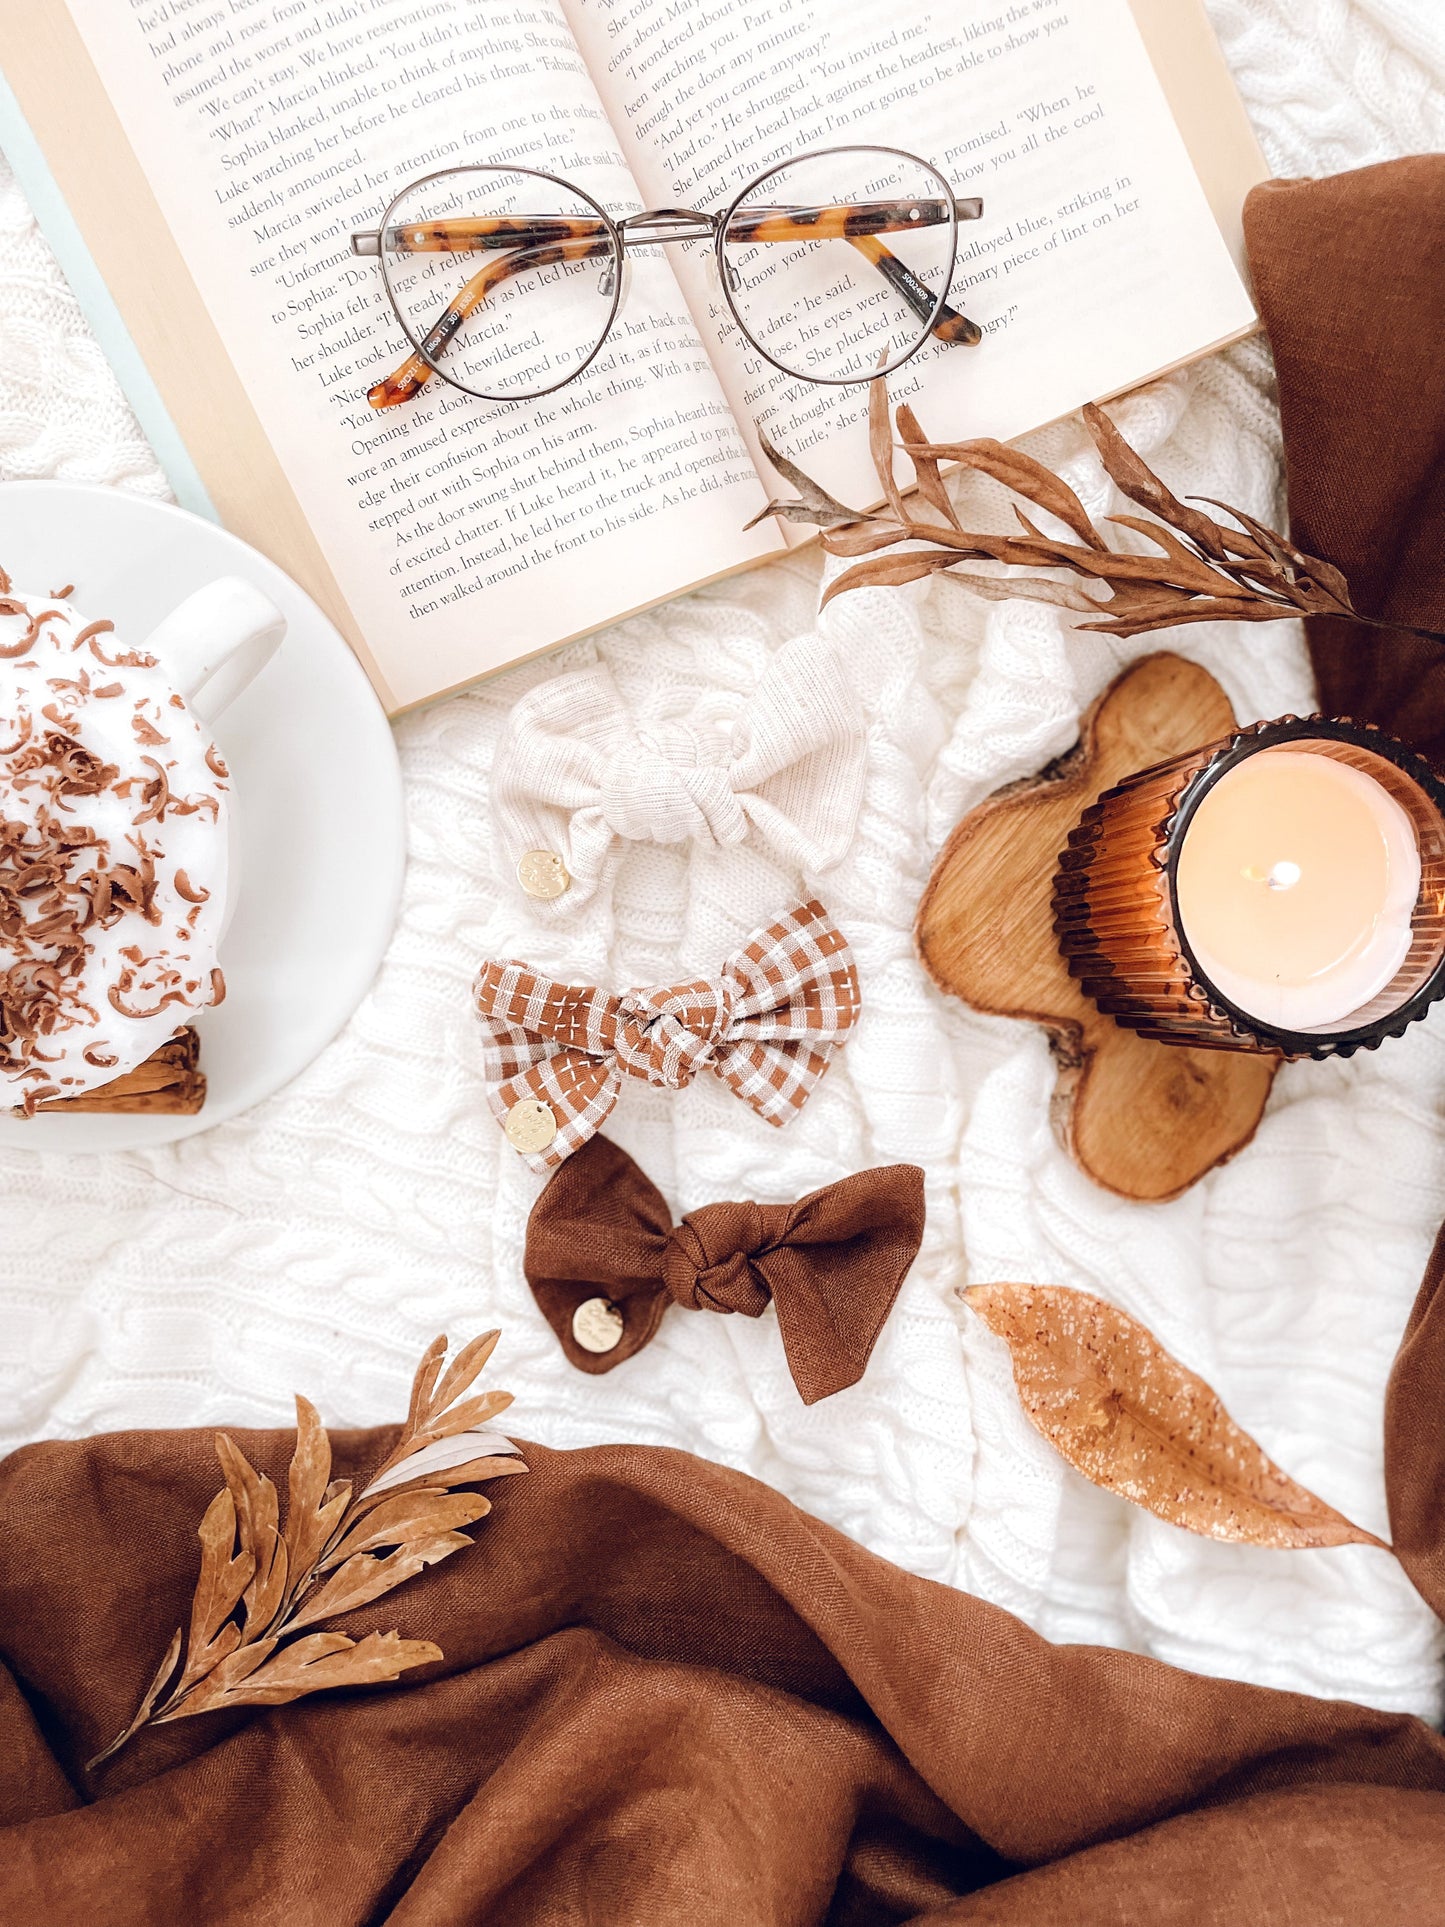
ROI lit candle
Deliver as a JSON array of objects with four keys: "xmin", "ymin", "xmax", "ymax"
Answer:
[
  {"xmin": 1174, "ymin": 749, "xmax": 1421, "ymax": 1031},
  {"xmin": 1053, "ymin": 716, "xmax": 1445, "ymax": 1059}
]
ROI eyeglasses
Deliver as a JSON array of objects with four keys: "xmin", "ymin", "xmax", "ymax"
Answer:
[{"xmin": 350, "ymin": 145, "xmax": 983, "ymax": 410}]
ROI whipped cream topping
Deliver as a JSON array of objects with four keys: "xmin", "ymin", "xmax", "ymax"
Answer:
[{"xmin": 0, "ymin": 571, "xmax": 230, "ymax": 1111}]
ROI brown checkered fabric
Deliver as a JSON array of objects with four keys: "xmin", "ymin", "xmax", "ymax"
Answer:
[{"xmin": 474, "ymin": 900, "xmax": 861, "ymax": 1173}]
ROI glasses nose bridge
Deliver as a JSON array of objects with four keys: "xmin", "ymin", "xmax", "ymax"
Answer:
[{"xmin": 617, "ymin": 207, "xmax": 719, "ymax": 251}]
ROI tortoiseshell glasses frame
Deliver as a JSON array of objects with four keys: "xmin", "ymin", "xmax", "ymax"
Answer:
[{"xmin": 350, "ymin": 145, "xmax": 983, "ymax": 410}]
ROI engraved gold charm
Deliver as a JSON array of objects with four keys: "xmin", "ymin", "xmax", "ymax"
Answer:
[
  {"xmin": 517, "ymin": 850, "xmax": 570, "ymax": 900},
  {"xmin": 571, "ymin": 1296, "xmax": 625, "ymax": 1354},
  {"xmin": 504, "ymin": 1097, "xmax": 557, "ymax": 1154}
]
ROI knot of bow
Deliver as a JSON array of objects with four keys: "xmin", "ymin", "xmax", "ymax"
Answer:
[
  {"xmin": 661, "ymin": 1205, "xmax": 781, "ymax": 1316},
  {"xmin": 491, "ymin": 639, "xmax": 866, "ymax": 912},
  {"xmin": 474, "ymin": 900, "xmax": 860, "ymax": 1172},
  {"xmin": 525, "ymin": 1135, "xmax": 927, "ymax": 1404},
  {"xmin": 599, "ymin": 724, "xmax": 747, "ymax": 849}
]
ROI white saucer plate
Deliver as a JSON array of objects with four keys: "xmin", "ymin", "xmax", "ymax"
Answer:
[{"xmin": 0, "ymin": 483, "xmax": 405, "ymax": 1150}]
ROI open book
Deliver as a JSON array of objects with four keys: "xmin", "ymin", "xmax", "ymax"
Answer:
[{"xmin": 2, "ymin": 0, "xmax": 1264, "ymax": 713}]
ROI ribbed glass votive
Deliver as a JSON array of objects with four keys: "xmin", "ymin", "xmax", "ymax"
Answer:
[{"xmin": 1051, "ymin": 717, "xmax": 1445, "ymax": 1059}]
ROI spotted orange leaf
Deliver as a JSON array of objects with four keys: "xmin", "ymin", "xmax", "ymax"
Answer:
[{"xmin": 964, "ymin": 1281, "xmax": 1389, "ymax": 1551}]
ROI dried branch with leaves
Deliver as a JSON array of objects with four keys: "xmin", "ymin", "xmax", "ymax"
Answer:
[
  {"xmin": 965, "ymin": 1281, "xmax": 1388, "ymax": 1551},
  {"xmin": 751, "ymin": 377, "xmax": 1445, "ymax": 647},
  {"xmin": 88, "ymin": 1331, "xmax": 525, "ymax": 1771}
]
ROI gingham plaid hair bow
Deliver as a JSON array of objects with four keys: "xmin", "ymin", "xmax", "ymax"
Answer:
[{"xmin": 474, "ymin": 901, "xmax": 861, "ymax": 1173}]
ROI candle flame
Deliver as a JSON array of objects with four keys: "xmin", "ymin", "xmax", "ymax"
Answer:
[{"xmin": 1241, "ymin": 860, "xmax": 1302, "ymax": 891}]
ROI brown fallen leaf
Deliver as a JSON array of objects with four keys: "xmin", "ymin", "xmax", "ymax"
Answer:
[
  {"xmin": 86, "ymin": 1332, "xmax": 526, "ymax": 1771},
  {"xmin": 963, "ymin": 1282, "xmax": 1389, "ymax": 1551},
  {"xmin": 752, "ymin": 378, "xmax": 1445, "ymax": 652},
  {"xmin": 172, "ymin": 1629, "xmax": 443, "ymax": 1719}
]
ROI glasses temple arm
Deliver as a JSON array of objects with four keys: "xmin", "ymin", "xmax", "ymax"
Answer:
[
  {"xmin": 844, "ymin": 233, "xmax": 981, "ymax": 346},
  {"xmin": 725, "ymin": 196, "xmax": 981, "ymax": 242},
  {"xmin": 724, "ymin": 199, "xmax": 983, "ymax": 347},
  {"xmin": 367, "ymin": 236, "xmax": 615, "ymax": 409},
  {"xmin": 356, "ymin": 215, "xmax": 612, "ymax": 256}
]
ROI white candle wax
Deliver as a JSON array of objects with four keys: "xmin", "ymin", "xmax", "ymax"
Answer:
[{"xmin": 1174, "ymin": 747, "xmax": 1421, "ymax": 1031}]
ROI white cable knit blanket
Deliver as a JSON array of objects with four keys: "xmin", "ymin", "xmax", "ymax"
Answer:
[{"xmin": 3, "ymin": 0, "xmax": 1444, "ymax": 1722}]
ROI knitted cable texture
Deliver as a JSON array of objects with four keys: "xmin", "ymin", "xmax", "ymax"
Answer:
[{"xmin": 1, "ymin": 0, "xmax": 1442, "ymax": 1718}]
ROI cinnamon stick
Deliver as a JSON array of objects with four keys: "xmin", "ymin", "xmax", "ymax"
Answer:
[{"xmin": 26, "ymin": 1029, "xmax": 207, "ymax": 1115}]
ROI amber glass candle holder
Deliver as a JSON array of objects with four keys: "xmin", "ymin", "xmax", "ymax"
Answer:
[{"xmin": 1051, "ymin": 717, "xmax": 1445, "ymax": 1060}]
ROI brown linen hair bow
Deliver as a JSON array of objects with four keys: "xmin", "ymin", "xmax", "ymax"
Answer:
[
  {"xmin": 474, "ymin": 899, "xmax": 860, "ymax": 1172},
  {"xmin": 525, "ymin": 1134, "xmax": 926, "ymax": 1403}
]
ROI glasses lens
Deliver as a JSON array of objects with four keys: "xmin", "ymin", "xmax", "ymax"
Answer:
[
  {"xmin": 379, "ymin": 167, "xmax": 620, "ymax": 401},
  {"xmin": 720, "ymin": 148, "xmax": 957, "ymax": 384}
]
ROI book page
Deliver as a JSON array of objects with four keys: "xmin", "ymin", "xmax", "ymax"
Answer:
[
  {"xmin": 566, "ymin": 0, "xmax": 1258, "ymax": 509},
  {"xmin": 59, "ymin": 0, "xmax": 783, "ymax": 709}
]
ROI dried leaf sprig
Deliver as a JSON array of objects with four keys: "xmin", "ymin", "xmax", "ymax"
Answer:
[
  {"xmin": 965, "ymin": 1282, "xmax": 1387, "ymax": 1551},
  {"xmin": 88, "ymin": 1331, "xmax": 525, "ymax": 1771},
  {"xmin": 752, "ymin": 378, "xmax": 1445, "ymax": 646}
]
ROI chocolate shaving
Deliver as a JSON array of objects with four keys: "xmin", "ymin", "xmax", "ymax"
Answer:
[
  {"xmin": 131, "ymin": 711, "xmax": 171, "ymax": 749},
  {"xmin": 11, "ymin": 731, "xmax": 121, "ymax": 803},
  {"xmin": 73, "ymin": 619, "xmax": 115, "ymax": 656},
  {"xmin": 174, "ymin": 871, "xmax": 210, "ymax": 904},
  {"xmin": 132, "ymin": 757, "xmax": 173, "ymax": 826},
  {"xmin": 79, "ymin": 622, "xmax": 156, "ymax": 672},
  {"xmin": 107, "ymin": 981, "xmax": 191, "ymax": 1021},
  {"xmin": 171, "ymin": 790, "xmax": 220, "ymax": 822},
  {"xmin": 1, "ymin": 609, "xmax": 65, "ymax": 659},
  {"xmin": 51, "ymin": 583, "xmax": 75, "ymax": 600},
  {"xmin": 204, "ymin": 746, "xmax": 230, "ymax": 781},
  {"xmin": 104, "ymin": 858, "xmax": 159, "ymax": 924}
]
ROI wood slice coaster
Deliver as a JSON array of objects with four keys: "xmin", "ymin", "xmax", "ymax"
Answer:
[
  {"xmin": 915, "ymin": 653, "xmax": 1277, "ymax": 1203},
  {"xmin": 28, "ymin": 1028, "xmax": 207, "ymax": 1116}
]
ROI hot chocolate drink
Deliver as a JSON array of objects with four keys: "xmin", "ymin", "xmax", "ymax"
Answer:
[{"xmin": 0, "ymin": 570, "xmax": 232, "ymax": 1113}]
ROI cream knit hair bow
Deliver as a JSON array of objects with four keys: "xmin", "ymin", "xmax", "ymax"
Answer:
[{"xmin": 491, "ymin": 636, "xmax": 866, "ymax": 912}]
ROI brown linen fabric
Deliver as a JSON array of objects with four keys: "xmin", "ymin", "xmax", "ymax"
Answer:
[
  {"xmin": 1386, "ymin": 1215, "xmax": 1445, "ymax": 1614},
  {"xmin": 1244, "ymin": 157, "xmax": 1445, "ymax": 761},
  {"xmin": 525, "ymin": 1133, "xmax": 926, "ymax": 1401},
  {"xmin": 4, "ymin": 1416, "xmax": 1445, "ymax": 1927}
]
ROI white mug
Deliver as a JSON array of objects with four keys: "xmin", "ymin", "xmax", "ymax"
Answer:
[
  {"xmin": 139, "ymin": 575, "xmax": 287, "ymax": 941},
  {"xmin": 141, "ymin": 575, "xmax": 287, "ymax": 724}
]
